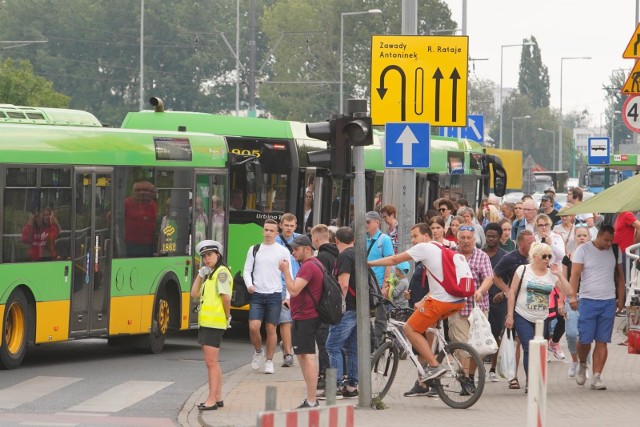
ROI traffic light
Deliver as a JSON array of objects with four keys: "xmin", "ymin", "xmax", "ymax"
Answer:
[{"xmin": 305, "ymin": 115, "xmax": 373, "ymax": 177}]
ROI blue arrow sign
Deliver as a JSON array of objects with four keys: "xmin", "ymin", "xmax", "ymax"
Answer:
[
  {"xmin": 587, "ymin": 137, "xmax": 610, "ymax": 165},
  {"xmin": 439, "ymin": 114, "xmax": 484, "ymax": 143},
  {"xmin": 385, "ymin": 123, "xmax": 430, "ymax": 168}
]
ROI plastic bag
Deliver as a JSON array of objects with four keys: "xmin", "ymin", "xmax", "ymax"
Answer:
[
  {"xmin": 467, "ymin": 306, "xmax": 498, "ymax": 356},
  {"xmin": 497, "ymin": 329, "xmax": 517, "ymax": 380}
]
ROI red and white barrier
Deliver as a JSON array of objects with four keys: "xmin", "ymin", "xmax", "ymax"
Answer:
[
  {"xmin": 527, "ymin": 320, "xmax": 547, "ymax": 427},
  {"xmin": 257, "ymin": 404, "xmax": 354, "ymax": 427}
]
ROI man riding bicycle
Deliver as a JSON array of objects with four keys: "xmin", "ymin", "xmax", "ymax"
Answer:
[{"xmin": 369, "ymin": 229, "xmax": 471, "ymax": 381}]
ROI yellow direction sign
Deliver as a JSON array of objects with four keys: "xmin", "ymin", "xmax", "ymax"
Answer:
[
  {"xmin": 621, "ymin": 60, "xmax": 640, "ymax": 94},
  {"xmin": 623, "ymin": 22, "xmax": 640, "ymax": 58},
  {"xmin": 370, "ymin": 35, "xmax": 468, "ymax": 126}
]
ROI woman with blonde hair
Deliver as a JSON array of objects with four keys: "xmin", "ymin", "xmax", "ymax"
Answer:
[{"xmin": 505, "ymin": 242, "xmax": 573, "ymax": 390}]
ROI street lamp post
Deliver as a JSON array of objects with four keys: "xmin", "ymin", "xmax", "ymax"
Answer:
[
  {"xmin": 559, "ymin": 56, "xmax": 591, "ymax": 170},
  {"xmin": 499, "ymin": 42, "xmax": 534, "ymax": 148},
  {"xmin": 611, "ymin": 109, "xmax": 621, "ymax": 151},
  {"xmin": 340, "ymin": 9, "xmax": 382, "ymax": 113},
  {"xmin": 538, "ymin": 127, "xmax": 556, "ymax": 170},
  {"xmin": 511, "ymin": 115, "xmax": 531, "ymax": 150}
]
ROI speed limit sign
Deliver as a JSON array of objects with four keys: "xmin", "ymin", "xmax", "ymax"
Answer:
[{"xmin": 623, "ymin": 95, "xmax": 640, "ymax": 133}]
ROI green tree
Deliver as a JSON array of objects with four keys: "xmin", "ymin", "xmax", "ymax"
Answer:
[
  {"xmin": 0, "ymin": 58, "xmax": 69, "ymax": 106},
  {"xmin": 517, "ymin": 36, "xmax": 550, "ymax": 109},
  {"xmin": 468, "ymin": 77, "xmax": 496, "ymax": 126}
]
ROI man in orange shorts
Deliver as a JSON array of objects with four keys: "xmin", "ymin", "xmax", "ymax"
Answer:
[{"xmin": 369, "ymin": 227, "xmax": 467, "ymax": 381}]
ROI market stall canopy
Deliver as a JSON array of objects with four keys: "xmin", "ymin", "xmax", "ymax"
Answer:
[{"xmin": 561, "ymin": 173, "xmax": 640, "ymax": 215}]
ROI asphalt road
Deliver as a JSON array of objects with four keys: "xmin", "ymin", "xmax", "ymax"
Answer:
[{"xmin": 0, "ymin": 324, "xmax": 254, "ymax": 426}]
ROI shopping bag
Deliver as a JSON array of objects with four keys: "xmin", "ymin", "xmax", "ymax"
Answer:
[
  {"xmin": 496, "ymin": 329, "xmax": 517, "ymax": 379},
  {"xmin": 467, "ymin": 306, "xmax": 498, "ymax": 356}
]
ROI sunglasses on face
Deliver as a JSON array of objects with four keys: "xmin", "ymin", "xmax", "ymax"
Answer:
[
  {"xmin": 459, "ymin": 225, "xmax": 475, "ymax": 232},
  {"xmin": 575, "ymin": 223, "xmax": 588, "ymax": 228},
  {"xmin": 438, "ymin": 208, "xmax": 448, "ymax": 212},
  {"xmin": 540, "ymin": 254, "xmax": 552, "ymax": 260}
]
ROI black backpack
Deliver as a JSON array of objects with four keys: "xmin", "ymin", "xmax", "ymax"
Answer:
[
  {"xmin": 345, "ymin": 267, "xmax": 383, "ymax": 310},
  {"xmin": 305, "ymin": 258, "xmax": 345, "ymax": 325}
]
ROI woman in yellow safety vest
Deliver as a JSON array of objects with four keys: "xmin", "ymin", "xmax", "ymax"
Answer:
[{"xmin": 191, "ymin": 239, "xmax": 232, "ymax": 411}]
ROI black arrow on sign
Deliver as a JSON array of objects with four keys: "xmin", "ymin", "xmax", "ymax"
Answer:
[
  {"xmin": 450, "ymin": 68, "xmax": 460, "ymax": 122},
  {"xmin": 377, "ymin": 65, "xmax": 406, "ymax": 121},
  {"xmin": 432, "ymin": 67, "xmax": 443, "ymax": 122}
]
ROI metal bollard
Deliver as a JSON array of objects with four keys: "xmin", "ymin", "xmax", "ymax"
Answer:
[
  {"xmin": 527, "ymin": 320, "xmax": 547, "ymax": 427},
  {"xmin": 325, "ymin": 368, "xmax": 337, "ymax": 406}
]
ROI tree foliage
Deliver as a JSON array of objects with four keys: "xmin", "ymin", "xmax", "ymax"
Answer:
[
  {"xmin": 517, "ymin": 36, "xmax": 550, "ymax": 109},
  {"xmin": 0, "ymin": 58, "xmax": 69, "ymax": 107}
]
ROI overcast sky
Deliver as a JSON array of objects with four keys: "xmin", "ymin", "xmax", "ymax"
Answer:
[{"xmin": 444, "ymin": 0, "xmax": 637, "ymax": 128}]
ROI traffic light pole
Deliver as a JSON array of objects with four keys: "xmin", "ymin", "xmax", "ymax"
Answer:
[{"xmin": 346, "ymin": 100, "xmax": 372, "ymax": 410}]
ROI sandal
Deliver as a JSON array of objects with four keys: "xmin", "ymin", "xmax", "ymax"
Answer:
[{"xmin": 508, "ymin": 378, "xmax": 520, "ymax": 389}]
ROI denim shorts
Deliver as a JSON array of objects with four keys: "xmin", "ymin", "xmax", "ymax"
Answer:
[
  {"xmin": 578, "ymin": 298, "xmax": 616, "ymax": 344},
  {"xmin": 279, "ymin": 304, "xmax": 293, "ymax": 324},
  {"xmin": 249, "ymin": 292, "xmax": 282, "ymax": 325}
]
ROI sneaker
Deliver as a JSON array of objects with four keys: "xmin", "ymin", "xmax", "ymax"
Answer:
[
  {"xmin": 421, "ymin": 364, "xmax": 447, "ymax": 382},
  {"xmin": 568, "ymin": 361, "xmax": 578, "ymax": 378},
  {"xmin": 549, "ymin": 342, "xmax": 566, "ymax": 360},
  {"xmin": 460, "ymin": 377, "xmax": 476, "ymax": 396},
  {"xmin": 282, "ymin": 353, "xmax": 294, "ymax": 367},
  {"xmin": 265, "ymin": 360, "xmax": 275, "ymax": 374},
  {"xmin": 251, "ymin": 350, "xmax": 265, "ymax": 370},
  {"xmin": 404, "ymin": 381, "xmax": 430, "ymax": 397},
  {"xmin": 316, "ymin": 389, "xmax": 344, "ymax": 400},
  {"xmin": 616, "ymin": 308, "xmax": 627, "ymax": 317},
  {"xmin": 590, "ymin": 374, "xmax": 607, "ymax": 390},
  {"xmin": 340, "ymin": 386, "xmax": 359, "ymax": 398},
  {"xmin": 488, "ymin": 371, "xmax": 499, "ymax": 382},
  {"xmin": 576, "ymin": 363, "xmax": 587, "ymax": 386},
  {"xmin": 316, "ymin": 376, "xmax": 326, "ymax": 390},
  {"xmin": 296, "ymin": 399, "xmax": 319, "ymax": 408},
  {"xmin": 426, "ymin": 388, "xmax": 439, "ymax": 398}
]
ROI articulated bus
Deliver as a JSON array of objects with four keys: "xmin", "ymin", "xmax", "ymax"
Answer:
[
  {"xmin": 0, "ymin": 105, "xmax": 229, "ymax": 369},
  {"xmin": 586, "ymin": 154, "xmax": 640, "ymax": 193},
  {"xmin": 122, "ymin": 102, "xmax": 507, "ymax": 318}
]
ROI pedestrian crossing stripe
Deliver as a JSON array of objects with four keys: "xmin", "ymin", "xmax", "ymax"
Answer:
[{"xmin": 0, "ymin": 377, "xmax": 82, "ymax": 409}]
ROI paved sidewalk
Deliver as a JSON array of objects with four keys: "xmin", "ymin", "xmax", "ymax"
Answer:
[{"xmin": 181, "ymin": 327, "xmax": 640, "ymax": 427}]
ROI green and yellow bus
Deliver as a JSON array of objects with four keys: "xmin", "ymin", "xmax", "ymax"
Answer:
[{"xmin": 0, "ymin": 105, "xmax": 229, "ymax": 369}]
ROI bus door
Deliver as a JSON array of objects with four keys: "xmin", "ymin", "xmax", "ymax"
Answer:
[{"xmin": 70, "ymin": 168, "xmax": 113, "ymax": 337}]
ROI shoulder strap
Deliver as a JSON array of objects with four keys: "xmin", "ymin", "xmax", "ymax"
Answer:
[
  {"xmin": 425, "ymin": 242, "xmax": 445, "ymax": 286},
  {"xmin": 367, "ymin": 238, "xmax": 377, "ymax": 256},
  {"xmin": 250, "ymin": 244, "xmax": 260, "ymax": 282},
  {"xmin": 279, "ymin": 234, "xmax": 293, "ymax": 253},
  {"xmin": 516, "ymin": 266, "xmax": 527, "ymax": 298}
]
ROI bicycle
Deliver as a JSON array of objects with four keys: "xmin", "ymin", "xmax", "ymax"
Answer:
[{"xmin": 370, "ymin": 305, "xmax": 485, "ymax": 409}]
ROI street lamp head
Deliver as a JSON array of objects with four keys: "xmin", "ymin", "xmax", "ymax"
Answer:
[
  {"xmin": 367, "ymin": 9, "xmax": 382, "ymax": 14},
  {"xmin": 524, "ymin": 115, "xmax": 531, "ymax": 119}
]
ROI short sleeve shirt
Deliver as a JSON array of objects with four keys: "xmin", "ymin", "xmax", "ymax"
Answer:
[
  {"xmin": 406, "ymin": 242, "xmax": 463, "ymax": 303},
  {"xmin": 514, "ymin": 264, "xmax": 557, "ymax": 322},
  {"xmin": 335, "ymin": 247, "xmax": 357, "ymax": 311},
  {"xmin": 573, "ymin": 241, "xmax": 620, "ymax": 300},
  {"xmin": 493, "ymin": 249, "xmax": 529, "ymax": 287},
  {"xmin": 614, "ymin": 211, "xmax": 638, "ymax": 252},
  {"xmin": 290, "ymin": 258, "xmax": 324, "ymax": 320},
  {"xmin": 367, "ymin": 230, "xmax": 395, "ymax": 285}
]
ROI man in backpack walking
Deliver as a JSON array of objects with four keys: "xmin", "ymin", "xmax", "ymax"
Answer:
[
  {"xmin": 279, "ymin": 235, "xmax": 324, "ymax": 408},
  {"xmin": 244, "ymin": 219, "xmax": 291, "ymax": 374},
  {"xmin": 369, "ymin": 232, "xmax": 467, "ymax": 382},
  {"xmin": 317, "ymin": 227, "xmax": 359, "ymax": 401}
]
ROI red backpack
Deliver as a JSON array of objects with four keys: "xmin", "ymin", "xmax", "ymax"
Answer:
[{"xmin": 427, "ymin": 242, "xmax": 476, "ymax": 298}]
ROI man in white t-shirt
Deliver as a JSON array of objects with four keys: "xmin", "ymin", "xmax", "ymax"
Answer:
[
  {"xmin": 244, "ymin": 219, "xmax": 291, "ymax": 374},
  {"xmin": 369, "ymin": 232, "xmax": 467, "ymax": 381},
  {"xmin": 568, "ymin": 224, "xmax": 625, "ymax": 391}
]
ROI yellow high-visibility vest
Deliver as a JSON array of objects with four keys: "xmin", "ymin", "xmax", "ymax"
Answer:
[{"xmin": 198, "ymin": 266, "xmax": 232, "ymax": 329}]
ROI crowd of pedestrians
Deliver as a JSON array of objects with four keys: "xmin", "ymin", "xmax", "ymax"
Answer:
[{"xmin": 190, "ymin": 185, "xmax": 638, "ymax": 410}]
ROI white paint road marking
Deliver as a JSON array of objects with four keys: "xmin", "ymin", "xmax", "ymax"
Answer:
[
  {"xmin": 67, "ymin": 381, "xmax": 173, "ymax": 413},
  {"xmin": 0, "ymin": 377, "xmax": 82, "ymax": 409}
]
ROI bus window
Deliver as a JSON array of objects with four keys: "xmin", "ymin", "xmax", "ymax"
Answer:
[{"xmin": 2, "ymin": 167, "xmax": 71, "ymax": 263}]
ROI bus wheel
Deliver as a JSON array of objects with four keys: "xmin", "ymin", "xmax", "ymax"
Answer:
[
  {"xmin": 1, "ymin": 290, "xmax": 29, "ymax": 370},
  {"xmin": 146, "ymin": 296, "xmax": 169, "ymax": 354}
]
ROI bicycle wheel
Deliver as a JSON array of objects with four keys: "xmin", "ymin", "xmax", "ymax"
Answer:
[
  {"xmin": 371, "ymin": 340, "xmax": 399, "ymax": 400},
  {"xmin": 433, "ymin": 342, "xmax": 486, "ymax": 409}
]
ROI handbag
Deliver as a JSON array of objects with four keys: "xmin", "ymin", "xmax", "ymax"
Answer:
[
  {"xmin": 230, "ymin": 244, "xmax": 260, "ymax": 308},
  {"xmin": 467, "ymin": 306, "xmax": 498, "ymax": 356},
  {"xmin": 496, "ymin": 328, "xmax": 517, "ymax": 379}
]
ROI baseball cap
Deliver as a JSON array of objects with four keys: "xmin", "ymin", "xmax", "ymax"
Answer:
[
  {"xmin": 196, "ymin": 240, "xmax": 223, "ymax": 256},
  {"xmin": 544, "ymin": 187, "xmax": 556, "ymax": 195},
  {"xmin": 291, "ymin": 235, "xmax": 314, "ymax": 249},
  {"xmin": 541, "ymin": 195, "xmax": 552, "ymax": 202},
  {"xmin": 365, "ymin": 211, "xmax": 381, "ymax": 222},
  {"xmin": 395, "ymin": 261, "xmax": 410, "ymax": 275}
]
